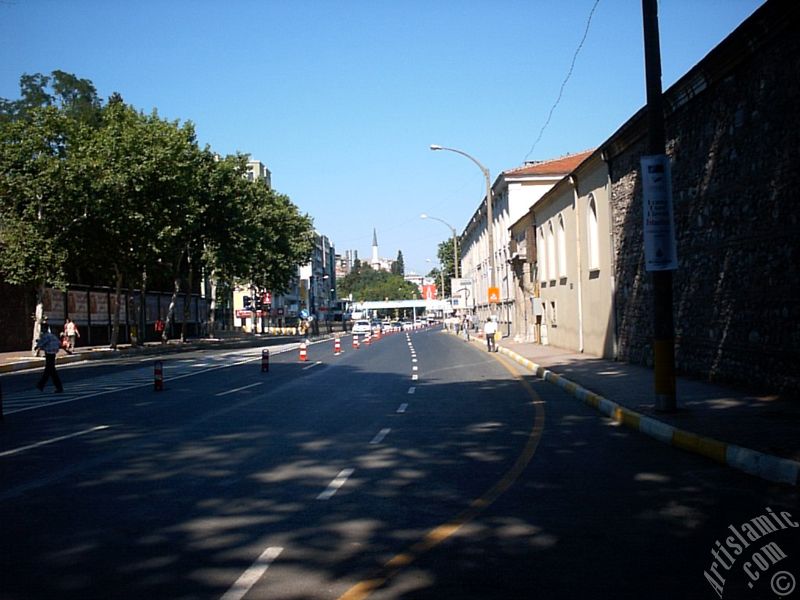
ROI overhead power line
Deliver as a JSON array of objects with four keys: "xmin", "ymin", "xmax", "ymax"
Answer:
[{"xmin": 523, "ymin": 0, "xmax": 601, "ymax": 162}]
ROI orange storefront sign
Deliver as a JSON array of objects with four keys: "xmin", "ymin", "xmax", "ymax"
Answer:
[{"xmin": 488, "ymin": 287, "xmax": 500, "ymax": 303}]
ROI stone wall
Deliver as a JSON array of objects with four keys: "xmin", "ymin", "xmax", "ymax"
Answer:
[{"xmin": 608, "ymin": 1, "xmax": 800, "ymax": 393}]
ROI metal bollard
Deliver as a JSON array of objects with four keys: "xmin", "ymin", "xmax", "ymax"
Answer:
[
  {"xmin": 154, "ymin": 360, "xmax": 164, "ymax": 391},
  {"xmin": 261, "ymin": 349, "xmax": 270, "ymax": 372}
]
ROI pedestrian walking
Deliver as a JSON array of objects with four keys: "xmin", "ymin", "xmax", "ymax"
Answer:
[
  {"xmin": 483, "ymin": 316, "xmax": 498, "ymax": 352},
  {"xmin": 63, "ymin": 318, "xmax": 80, "ymax": 354},
  {"xmin": 35, "ymin": 327, "xmax": 64, "ymax": 393},
  {"xmin": 155, "ymin": 318, "xmax": 166, "ymax": 343},
  {"xmin": 462, "ymin": 316, "xmax": 471, "ymax": 341}
]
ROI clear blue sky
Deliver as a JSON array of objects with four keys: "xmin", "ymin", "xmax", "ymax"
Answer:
[{"xmin": 2, "ymin": 0, "xmax": 763, "ymax": 277}]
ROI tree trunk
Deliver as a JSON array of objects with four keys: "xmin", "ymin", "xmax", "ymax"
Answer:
[
  {"xmin": 181, "ymin": 250, "xmax": 193, "ymax": 342},
  {"xmin": 162, "ymin": 250, "xmax": 185, "ymax": 344},
  {"xmin": 163, "ymin": 275, "xmax": 181, "ymax": 344},
  {"xmin": 138, "ymin": 266, "xmax": 147, "ymax": 346},
  {"xmin": 110, "ymin": 264, "xmax": 124, "ymax": 349},
  {"xmin": 30, "ymin": 283, "xmax": 46, "ymax": 356}
]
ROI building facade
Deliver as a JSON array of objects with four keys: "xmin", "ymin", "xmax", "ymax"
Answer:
[
  {"xmin": 505, "ymin": 0, "xmax": 799, "ymax": 393},
  {"xmin": 520, "ymin": 152, "xmax": 616, "ymax": 357},
  {"xmin": 459, "ymin": 151, "xmax": 593, "ymax": 329}
]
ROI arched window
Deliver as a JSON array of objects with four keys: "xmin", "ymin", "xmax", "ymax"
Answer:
[
  {"xmin": 587, "ymin": 193, "xmax": 600, "ymax": 269},
  {"xmin": 557, "ymin": 215, "xmax": 567, "ymax": 278},
  {"xmin": 547, "ymin": 222, "xmax": 556, "ymax": 282}
]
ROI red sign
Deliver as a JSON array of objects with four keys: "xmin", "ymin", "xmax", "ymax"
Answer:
[
  {"xmin": 235, "ymin": 309, "xmax": 267, "ymax": 318},
  {"xmin": 422, "ymin": 284, "xmax": 438, "ymax": 300}
]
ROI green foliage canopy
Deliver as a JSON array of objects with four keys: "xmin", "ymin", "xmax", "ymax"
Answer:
[
  {"xmin": 0, "ymin": 71, "xmax": 314, "ymax": 297},
  {"xmin": 338, "ymin": 264, "xmax": 419, "ymax": 302}
]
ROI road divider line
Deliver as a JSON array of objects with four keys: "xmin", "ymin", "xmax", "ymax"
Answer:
[
  {"xmin": 407, "ymin": 387, "xmax": 415, "ymax": 394},
  {"xmin": 338, "ymin": 354, "xmax": 546, "ymax": 600},
  {"xmin": 318, "ymin": 468, "xmax": 355, "ymax": 500},
  {"xmin": 302, "ymin": 361, "xmax": 323, "ymax": 370},
  {"xmin": 370, "ymin": 428, "xmax": 391, "ymax": 445},
  {"xmin": 397, "ymin": 403, "xmax": 408, "ymax": 413},
  {"xmin": 0, "ymin": 425, "xmax": 110, "ymax": 458},
  {"xmin": 220, "ymin": 546, "xmax": 283, "ymax": 600},
  {"xmin": 215, "ymin": 383, "xmax": 263, "ymax": 397}
]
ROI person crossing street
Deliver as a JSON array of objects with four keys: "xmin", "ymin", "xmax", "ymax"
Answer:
[{"xmin": 35, "ymin": 327, "xmax": 64, "ymax": 393}]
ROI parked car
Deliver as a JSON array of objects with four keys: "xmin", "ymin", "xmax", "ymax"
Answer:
[{"xmin": 352, "ymin": 319, "xmax": 371, "ymax": 334}]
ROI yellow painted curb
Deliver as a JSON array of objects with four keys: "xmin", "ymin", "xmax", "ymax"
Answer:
[{"xmin": 672, "ymin": 429, "xmax": 728, "ymax": 464}]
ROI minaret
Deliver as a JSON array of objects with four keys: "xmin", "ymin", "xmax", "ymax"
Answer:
[{"xmin": 371, "ymin": 228, "xmax": 379, "ymax": 269}]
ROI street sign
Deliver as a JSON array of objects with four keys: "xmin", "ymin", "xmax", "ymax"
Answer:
[
  {"xmin": 488, "ymin": 287, "xmax": 500, "ymax": 303},
  {"xmin": 451, "ymin": 278, "xmax": 474, "ymax": 308}
]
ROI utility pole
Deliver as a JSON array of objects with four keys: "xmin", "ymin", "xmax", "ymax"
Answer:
[{"xmin": 642, "ymin": 0, "xmax": 677, "ymax": 412}]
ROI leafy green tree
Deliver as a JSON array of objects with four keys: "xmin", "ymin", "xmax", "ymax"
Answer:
[
  {"xmin": 338, "ymin": 264, "xmax": 419, "ymax": 302},
  {"xmin": 1, "ymin": 70, "xmax": 317, "ymax": 350},
  {"xmin": 391, "ymin": 250, "xmax": 405, "ymax": 276},
  {"xmin": 0, "ymin": 107, "xmax": 88, "ymax": 351},
  {"xmin": 71, "ymin": 99, "xmax": 209, "ymax": 346},
  {"xmin": 0, "ymin": 71, "xmax": 103, "ymax": 351},
  {"xmin": 243, "ymin": 180, "xmax": 314, "ymax": 294},
  {"xmin": 1, "ymin": 70, "xmax": 101, "ymax": 125},
  {"xmin": 437, "ymin": 238, "xmax": 456, "ymax": 296}
]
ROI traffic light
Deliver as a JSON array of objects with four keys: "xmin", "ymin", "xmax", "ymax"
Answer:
[
  {"xmin": 243, "ymin": 295, "xmax": 252, "ymax": 309},
  {"xmin": 255, "ymin": 294, "xmax": 263, "ymax": 310}
]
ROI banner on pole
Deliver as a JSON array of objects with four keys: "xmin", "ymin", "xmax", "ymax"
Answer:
[{"xmin": 641, "ymin": 154, "xmax": 678, "ymax": 271}]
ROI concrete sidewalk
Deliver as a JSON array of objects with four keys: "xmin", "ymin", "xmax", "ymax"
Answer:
[
  {"xmin": 0, "ymin": 330, "xmax": 343, "ymax": 375},
  {"xmin": 459, "ymin": 330, "xmax": 799, "ymax": 486}
]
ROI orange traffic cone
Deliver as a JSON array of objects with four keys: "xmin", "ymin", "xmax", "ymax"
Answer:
[
  {"xmin": 334, "ymin": 337, "xmax": 341, "ymax": 355},
  {"xmin": 353, "ymin": 336, "xmax": 360, "ymax": 349},
  {"xmin": 299, "ymin": 341, "xmax": 308, "ymax": 362},
  {"xmin": 365, "ymin": 332, "xmax": 371, "ymax": 346}
]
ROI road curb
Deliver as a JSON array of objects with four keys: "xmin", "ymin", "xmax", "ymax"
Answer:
[
  {"xmin": 490, "ymin": 343, "xmax": 799, "ymax": 487},
  {"xmin": 446, "ymin": 326, "xmax": 799, "ymax": 487}
]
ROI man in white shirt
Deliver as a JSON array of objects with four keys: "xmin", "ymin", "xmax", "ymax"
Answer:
[
  {"xmin": 35, "ymin": 327, "xmax": 64, "ymax": 393},
  {"xmin": 483, "ymin": 316, "xmax": 498, "ymax": 352}
]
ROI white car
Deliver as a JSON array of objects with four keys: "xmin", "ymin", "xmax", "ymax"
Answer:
[{"xmin": 352, "ymin": 319, "xmax": 372, "ymax": 334}]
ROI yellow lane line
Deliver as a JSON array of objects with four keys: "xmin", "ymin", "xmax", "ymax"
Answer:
[{"xmin": 337, "ymin": 354, "xmax": 545, "ymax": 600}]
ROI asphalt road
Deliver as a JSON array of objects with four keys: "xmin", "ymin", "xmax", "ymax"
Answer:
[{"xmin": 0, "ymin": 329, "xmax": 797, "ymax": 600}]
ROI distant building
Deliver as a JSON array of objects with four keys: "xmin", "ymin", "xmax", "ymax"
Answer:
[
  {"xmin": 460, "ymin": 150, "xmax": 594, "ymax": 324},
  {"xmin": 246, "ymin": 160, "xmax": 272, "ymax": 188},
  {"xmin": 369, "ymin": 228, "xmax": 395, "ymax": 272},
  {"xmin": 404, "ymin": 273, "xmax": 424, "ymax": 288}
]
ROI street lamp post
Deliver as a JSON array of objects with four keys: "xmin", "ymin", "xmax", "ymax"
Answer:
[
  {"xmin": 429, "ymin": 144, "xmax": 495, "ymax": 310},
  {"xmin": 420, "ymin": 213, "xmax": 459, "ymax": 279}
]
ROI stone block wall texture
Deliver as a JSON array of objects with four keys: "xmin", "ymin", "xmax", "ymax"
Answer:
[{"xmin": 609, "ymin": 4, "xmax": 799, "ymax": 393}]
